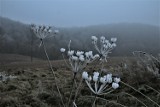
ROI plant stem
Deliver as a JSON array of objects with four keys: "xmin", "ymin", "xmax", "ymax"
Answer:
[
  {"xmin": 123, "ymin": 92, "xmax": 148, "ymax": 107},
  {"xmin": 99, "ymin": 90, "xmax": 114, "ymax": 95},
  {"xmin": 145, "ymin": 85, "xmax": 160, "ymax": 94},
  {"xmin": 73, "ymin": 78, "xmax": 83, "ymax": 102},
  {"xmin": 73, "ymin": 101, "xmax": 77, "ymax": 107},
  {"xmin": 62, "ymin": 53, "xmax": 78, "ymax": 88},
  {"xmin": 92, "ymin": 95, "xmax": 97, "ymax": 107},
  {"xmin": 41, "ymin": 39, "xmax": 65, "ymax": 107},
  {"xmin": 67, "ymin": 73, "xmax": 76, "ymax": 107},
  {"xmin": 81, "ymin": 95, "xmax": 127, "ymax": 107},
  {"xmin": 62, "ymin": 53, "xmax": 70, "ymax": 68},
  {"xmin": 121, "ymin": 81, "xmax": 160, "ymax": 107},
  {"xmin": 30, "ymin": 32, "xmax": 33, "ymax": 62}
]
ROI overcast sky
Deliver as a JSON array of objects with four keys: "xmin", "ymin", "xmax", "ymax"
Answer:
[{"xmin": 0, "ymin": 0, "xmax": 159, "ymax": 27}]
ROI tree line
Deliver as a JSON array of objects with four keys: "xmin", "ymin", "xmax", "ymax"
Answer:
[{"xmin": 0, "ymin": 17, "xmax": 159, "ymax": 60}]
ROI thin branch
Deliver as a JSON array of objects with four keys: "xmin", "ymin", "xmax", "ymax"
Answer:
[
  {"xmin": 123, "ymin": 92, "xmax": 148, "ymax": 107},
  {"xmin": 67, "ymin": 73, "xmax": 76, "ymax": 107},
  {"xmin": 145, "ymin": 85, "xmax": 160, "ymax": 95},
  {"xmin": 80, "ymin": 95, "xmax": 127, "ymax": 107},
  {"xmin": 121, "ymin": 81, "xmax": 160, "ymax": 107},
  {"xmin": 41, "ymin": 39, "xmax": 65, "ymax": 107},
  {"xmin": 92, "ymin": 95, "xmax": 97, "ymax": 107}
]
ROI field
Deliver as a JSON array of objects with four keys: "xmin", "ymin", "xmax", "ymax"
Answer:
[{"xmin": 0, "ymin": 54, "xmax": 160, "ymax": 107}]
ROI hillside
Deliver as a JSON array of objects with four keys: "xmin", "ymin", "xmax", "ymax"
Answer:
[{"xmin": 0, "ymin": 16, "xmax": 159, "ymax": 59}]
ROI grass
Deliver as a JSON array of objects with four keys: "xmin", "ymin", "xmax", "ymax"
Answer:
[{"xmin": 0, "ymin": 54, "xmax": 160, "ymax": 107}]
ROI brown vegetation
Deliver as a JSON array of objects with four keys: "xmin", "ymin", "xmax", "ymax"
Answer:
[{"xmin": 0, "ymin": 54, "xmax": 160, "ymax": 107}]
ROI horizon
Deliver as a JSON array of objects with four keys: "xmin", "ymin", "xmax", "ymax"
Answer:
[{"xmin": 1, "ymin": 16, "xmax": 159, "ymax": 28}]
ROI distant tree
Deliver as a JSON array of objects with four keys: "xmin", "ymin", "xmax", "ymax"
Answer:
[{"xmin": 0, "ymin": 26, "xmax": 5, "ymax": 51}]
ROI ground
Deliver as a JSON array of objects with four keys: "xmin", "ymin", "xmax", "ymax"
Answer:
[{"xmin": 0, "ymin": 54, "xmax": 160, "ymax": 107}]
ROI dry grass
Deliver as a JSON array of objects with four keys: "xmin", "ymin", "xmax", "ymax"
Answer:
[{"xmin": 0, "ymin": 54, "xmax": 160, "ymax": 107}]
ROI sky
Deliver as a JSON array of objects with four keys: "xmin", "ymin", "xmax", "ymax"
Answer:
[{"xmin": 0, "ymin": 0, "xmax": 159, "ymax": 27}]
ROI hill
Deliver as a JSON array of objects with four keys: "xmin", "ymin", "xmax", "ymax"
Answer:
[{"xmin": 0, "ymin": 16, "xmax": 159, "ymax": 59}]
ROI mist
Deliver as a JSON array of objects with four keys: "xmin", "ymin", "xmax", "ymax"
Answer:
[
  {"xmin": 0, "ymin": 1, "xmax": 160, "ymax": 106},
  {"xmin": 0, "ymin": 0, "xmax": 159, "ymax": 27},
  {"xmin": 0, "ymin": 0, "xmax": 159, "ymax": 59}
]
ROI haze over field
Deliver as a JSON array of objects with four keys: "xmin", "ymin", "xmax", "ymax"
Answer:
[
  {"xmin": 0, "ymin": 17, "xmax": 159, "ymax": 59},
  {"xmin": 0, "ymin": 0, "xmax": 159, "ymax": 59},
  {"xmin": 0, "ymin": 0, "xmax": 159, "ymax": 27}
]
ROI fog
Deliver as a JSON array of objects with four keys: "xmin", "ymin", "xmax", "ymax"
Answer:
[
  {"xmin": 0, "ymin": 0, "xmax": 159, "ymax": 59},
  {"xmin": 0, "ymin": 1, "xmax": 160, "ymax": 106},
  {"xmin": 0, "ymin": 0, "xmax": 159, "ymax": 27}
]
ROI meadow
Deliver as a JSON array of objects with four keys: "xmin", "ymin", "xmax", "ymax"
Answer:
[{"xmin": 0, "ymin": 53, "xmax": 160, "ymax": 107}]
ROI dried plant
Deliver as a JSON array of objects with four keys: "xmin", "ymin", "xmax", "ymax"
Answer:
[
  {"xmin": 133, "ymin": 51, "xmax": 160, "ymax": 77},
  {"xmin": 91, "ymin": 36, "xmax": 117, "ymax": 62},
  {"xmin": 82, "ymin": 71, "xmax": 120, "ymax": 95},
  {"xmin": 31, "ymin": 24, "xmax": 65, "ymax": 107},
  {"xmin": 60, "ymin": 40, "xmax": 100, "ymax": 76},
  {"xmin": 59, "ymin": 35, "xmax": 120, "ymax": 107}
]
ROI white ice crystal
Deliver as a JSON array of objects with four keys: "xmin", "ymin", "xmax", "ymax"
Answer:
[
  {"xmin": 31, "ymin": 24, "xmax": 53, "ymax": 39},
  {"xmin": 82, "ymin": 71, "xmax": 120, "ymax": 95},
  {"xmin": 112, "ymin": 82, "xmax": 119, "ymax": 89},
  {"xmin": 60, "ymin": 48, "xmax": 66, "ymax": 53},
  {"xmin": 91, "ymin": 36, "xmax": 117, "ymax": 62},
  {"xmin": 114, "ymin": 77, "xmax": 121, "ymax": 83},
  {"xmin": 62, "ymin": 41, "xmax": 100, "ymax": 73},
  {"xmin": 82, "ymin": 71, "xmax": 88, "ymax": 79}
]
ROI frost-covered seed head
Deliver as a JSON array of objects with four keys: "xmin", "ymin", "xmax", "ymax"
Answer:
[
  {"xmin": 82, "ymin": 71, "xmax": 88, "ymax": 79},
  {"xmin": 105, "ymin": 40, "xmax": 109, "ymax": 44},
  {"xmin": 103, "ymin": 44, "xmax": 108, "ymax": 49},
  {"xmin": 106, "ymin": 74, "xmax": 112, "ymax": 83},
  {"xmin": 91, "ymin": 36, "xmax": 117, "ymax": 62},
  {"xmin": 87, "ymin": 76, "xmax": 92, "ymax": 81},
  {"xmin": 48, "ymin": 29, "xmax": 52, "ymax": 33},
  {"xmin": 100, "ymin": 77, "xmax": 106, "ymax": 84},
  {"xmin": 85, "ymin": 52, "xmax": 89, "ymax": 57},
  {"xmin": 85, "ymin": 51, "xmax": 93, "ymax": 58},
  {"xmin": 93, "ymin": 54, "xmax": 100, "ymax": 59},
  {"xmin": 93, "ymin": 72, "xmax": 99, "ymax": 82},
  {"xmin": 107, "ymin": 43, "xmax": 112, "ymax": 48},
  {"xmin": 68, "ymin": 50, "xmax": 74, "ymax": 56},
  {"xmin": 111, "ymin": 38, "xmax": 117, "ymax": 42},
  {"xmin": 91, "ymin": 36, "xmax": 98, "ymax": 43},
  {"xmin": 93, "ymin": 72, "xmax": 99, "ymax": 77},
  {"xmin": 76, "ymin": 51, "xmax": 84, "ymax": 56},
  {"xmin": 111, "ymin": 43, "xmax": 117, "ymax": 48},
  {"xmin": 106, "ymin": 73, "xmax": 112, "ymax": 78},
  {"xmin": 112, "ymin": 82, "xmax": 119, "ymax": 89},
  {"xmin": 31, "ymin": 24, "xmax": 53, "ymax": 39},
  {"xmin": 79, "ymin": 55, "xmax": 85, "ymax": 62},
  {"xmin": 93, "ymin": 75, "xmax": 99, "ymax": 82},
  {"xmin": 100, "ymin": 36, "xmax": 105, "ymax": 42},
  {"xmin": 88, "ymin": 51, "xmax": 93, "ymax": 57},
  {"xmin": 60, "ymin": 48, "xmax": 65, "ymax": 53},
  {"xmin": 101, "ymin": 36, "xmax": 105, "ymax": 39},
  {"xmin": 114, "ymin": 77, "xmax": 120, "ymax": 83},
  {"xmin": 44, "ymin": 28, "xmax": 47, "ymax": 32},
  {"xmin": 72, "ymin": 56, "xmax": 78, "ymax": 61}
]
